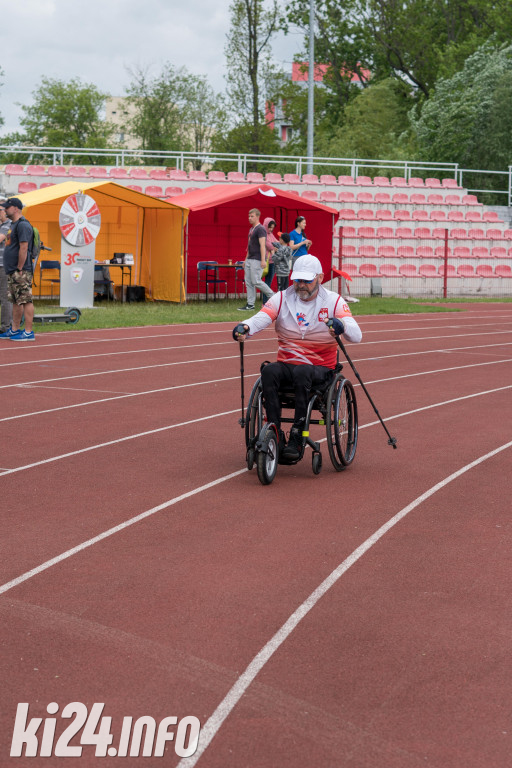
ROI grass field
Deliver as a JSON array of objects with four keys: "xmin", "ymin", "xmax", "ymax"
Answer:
[{"xmin": 29, "ymin": 296, "xmax": 512, "ymax": 333}]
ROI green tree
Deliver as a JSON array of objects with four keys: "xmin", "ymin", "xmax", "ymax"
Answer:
[{"xmin": 17, "ymin": 76, "xmax": 113, "ymax": 148}]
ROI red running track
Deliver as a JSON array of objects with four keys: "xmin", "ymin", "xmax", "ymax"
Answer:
[{"xmin": 0, "ymin": 305, "xmax": 511, "ymax": 767}]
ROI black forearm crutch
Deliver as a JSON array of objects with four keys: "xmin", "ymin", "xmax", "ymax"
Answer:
[
  {"xmin": 327, "ymin": 322, "xmax": 397, "ymax": 449},
  {"xmin": 233, "ymin": 324, "xmax": 248, "ymax": 428}
]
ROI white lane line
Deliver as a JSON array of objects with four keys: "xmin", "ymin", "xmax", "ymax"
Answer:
[
  {"xmin": 0, "ymin": 469, "xmax": 248, "ymax": 597},
  {"xmin": 178, "ymin": 439, "xmax": 512, "ymax": 768},
  {"xmin": 0, "ymin": 328, "xmax": 511, "ymax": 369},
  {"xmin": 2, "ymin": 355, "xmax": 512, "ymax": 425}
]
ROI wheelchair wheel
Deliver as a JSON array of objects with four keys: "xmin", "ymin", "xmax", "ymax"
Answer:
[
  {"xmin": 326, "ymin": 377, "xmax": 358, "ymax": 471},
  {"xmin": 245, "ymin": 377, "xmax": 263, "ymax": 449},
  {"xmin": 312, "ymin": 451, "xmax": 322, "ymax": 475},
  {"xmin": 256, "ymin": 423, "xmax": 279, "ymax": 485}
]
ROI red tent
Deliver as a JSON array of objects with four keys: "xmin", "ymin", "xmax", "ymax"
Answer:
[{"xmin": 170, "ymin": 184, "xmax": 338, "ymax": 297}]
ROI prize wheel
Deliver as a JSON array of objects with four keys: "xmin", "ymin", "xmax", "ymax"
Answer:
[{"xmin": 59, "ymin": 193, "xmax": 101, "ymax": 246}]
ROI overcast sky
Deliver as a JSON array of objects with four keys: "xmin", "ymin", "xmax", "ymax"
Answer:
[{"xmin": 0, "ymin": 0, "xmax": 304, "ymax": 136}]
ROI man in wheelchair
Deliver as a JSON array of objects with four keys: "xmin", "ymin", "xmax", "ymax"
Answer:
[{"xmin": 233, "ymin": 254, "xmax": 362, "ymax": 461}]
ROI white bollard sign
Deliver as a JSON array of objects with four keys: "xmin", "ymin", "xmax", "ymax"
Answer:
[{"xmin": 59, "ymin": 193, "xmax": 101, "ymax": 308}]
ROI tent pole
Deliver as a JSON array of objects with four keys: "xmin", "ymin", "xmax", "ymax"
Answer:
[{"xmin": 184, "ymin": 218, "xmax": 189, "ymax": 302}]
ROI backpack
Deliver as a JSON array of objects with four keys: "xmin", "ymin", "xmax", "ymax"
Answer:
[{"xmin": 30, "ymin": 226, "xmax": 43, "ymax": 274}]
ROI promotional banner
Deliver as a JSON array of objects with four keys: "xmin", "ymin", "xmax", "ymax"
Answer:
[{"xmin": 59, "ymin": 193, "xmax": 101, "ymax": 307}]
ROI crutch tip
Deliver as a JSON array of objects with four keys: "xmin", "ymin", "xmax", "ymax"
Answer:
[
  {"xmin": 388, "ymin": 437, "xmax": 398, "ymax": 449},
  {"xmin": 239, "ymin": 417, "xmax": 246, "ymax": 428}
]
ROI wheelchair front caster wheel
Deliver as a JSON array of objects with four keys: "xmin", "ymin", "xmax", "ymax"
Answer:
[
  {"xmin": 246, "ymin": 448, "xmax": 255, "ymax": 471},
  {"xmin": 256, "ymin": 424, "xmax": 279, "ymax": 485},
  {"xmin": 312, "ymin": 451, "xmax": 322, "ymax": 475}
]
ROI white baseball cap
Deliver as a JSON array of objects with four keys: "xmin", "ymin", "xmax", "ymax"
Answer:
[{"xmin": 290, "ymin": 254, "xmax": 323, "ymax": 281}]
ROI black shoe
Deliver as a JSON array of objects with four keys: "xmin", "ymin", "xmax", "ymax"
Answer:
[
  {"xmin": 237, "ymin": 304, "xmax": 255, "ymax": 311},
  {"xmin": 282, "ymin": 426, "xmax": 302, "ymax": 460}
]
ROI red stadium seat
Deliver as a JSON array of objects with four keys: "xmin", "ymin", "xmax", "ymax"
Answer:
[
  {"xmin": 356, "ymin": 176, "xmax": 372, "ymax": 186},
  {"xmin": 380, "ymin": 264, "xmax": 398, "ymax": 277},
  {"xmin": 164, "ymin": 186, "xmax": 183, "ymax": 197},
  {"xmin": 392, "ymin": 193, "xmax": 409, "ymax": 205},
  {"xmin": 462, "ymin": 194, "xmax": 480, "ymax": 205},
  {"xmin": 356, "ymin": 191, "xmax": 373, "ymax": 203},
  {"xmin": 358, "ymin": 227, "xmax": 375, "ymax": 238},
  {"xmin": 490, "ymin": 247, "xmax": 507, "ymax": 258},
  {"xmin": 302, "ymin": 190, "xmax": 318, "ymax": 200},
  {"xmin": 109, "ymin": 167, "xmax": 130, "ymax": 179},
  {"xmin": 48, "ymin": 166, "xmax": 68, "ymax": 177},
  {"xmin": 302, "ymin": 173, "xmax": 319, "ymax": 184},
  {"xmin": 373, "ymin": 176, "xmax": 390, "ymax": 186},
  {"xmin": 434, "ymin": 246, "xmax": 452, "ymax": 258},
  {"xmin": 468, "ymin": 229, "xmax": 485, "ymax": 239},
  {"xmin": 442, "ymin": 178, "xmax": 459, "ymax": 188},
  {"xmin": 320, "ymin": 175, "xmax": 337, "ymax": 184},
  {"xmin": 408, "ymin": 177, "xmax": 424, "ymax": 187},
  {"xmin": 495, "ymin": 265, "xmax": 512, "ymax": 277},
  {"xmin": 412, "ymin": 210, "xmax": 429, "ymax": 221},
  {"xmin": 68, "ymin": 165, "xmax": 88, "ymax": 177},
  {"xmin": 375, "ymin": 209, "xmax": 393, "ymax": 220},
  {"xmin": 357, "ymin": 209, "xmax": 374, "ymax": 220},
  {"xmin": 127, "ymin": 184, "xmax": 143, "ymax": 192},
  {"xmin": 26, "ymin": 165, "xmax": 46, "ymax": 175},
  {"xmin": 471, "ymin": 247, "xmax": 489, "ymax": 259},
  {"xmin": 430, "ymin": 211, "xmax": 446, "ymax": 221},
  {"xmin": 465, "ymin": 211, "xmax": 481, "ymax": 222},
  {"xmin": 320, "ymin": 191, "xmax": 337, "ymax": 202},
  {"xmin": 149, "ymin": 169, "xmax": 169, "ymax": 180},
  {"xmin": 451, "ymin": 228, "xmax": 468, "ymax": 239},
  {"xmin": 342, "ymin": 263, "xmax": 358, "ymax": 277},
  {"xmin": 89, "ymin": 167, "xmax": 109, "ymax": 178},
  {"xmin": 504, "ymin": 230, "xmax": 512, "ymax": 239},
  {"xmin": 359, "ymin": 263, "xmax": 378, "ymax": 277},
  {"xmin": 340, "ymin": 226, "xmax": 356, "ymax": 237},
  {"xmin": 447, "ymin": 211, "xmax": 464, "ymax": 222},
  {"xmin": 129, "ymin": 168, "xmax": 149, "ymax": 179},
  {"xmin": 358, "ymin": 245, "xmax": 376, "ymax": 258},
  {"xmin": 338, "ymin": 245, "xmax": 357, "ymax": 257},
  {"xmin": 265, "ymin": 173, "xmax": 283, "ymax": 183},
  {"xmin": 339, "ymin": 209, "xmax": 357, "ymax": 220},
  {"xmin": 476, "ymin": 264, "xmax": 495, "ymax": 278},
  {"xmin": 189, "ymin": 170, "xmax": 207, "ymax": 181},
  {"xmin": 145, "ymin": 185, "xmax": 163, "ymax": 197},
  {"xmin": 416, "ymin": 246, "xmax": 434, "ymax": 259},
  {"xmin": 169, "ymin": 169, "xmax": 188, "ymax": 181},
  {"xmin": 376, "ymin": 227, "xmax": 394, "ymax": 238},
  {"xmin": 208, "ymin": 171, "xmax": 226, "ymax": 181},
  {"xmin": 18, "ymin": 182, "xmax": 37, "ymax": 193},
  {"xmin": 378, "ymin": 245, "xmax": 396, "ymax": 258},
  {"xmin": 5, "ymin": 164, "xmax": 26, "ymax": 175},
  {"xmin": 394, "ymin": 209, "xmax": 411, "ymax": 220},
  {"xmin": 414, "ymin": 227, "xmax": 431, "ymax": 239},
  {"xmin": 247, "ymin": 172, "xmax": 264, "ymax": 183},
  {"xmin": 185, "ymin": 187, "xmax": 200, "ymax": 193},
  {"xmin": 399, "ymin": 264, "xmax": 418, "ymax": 276},
  {"xmin": 427, "ymin": 194, "xmax": 444, "ymax": 205},
  {"xmin": 284, "ymin": 174, "xmax": 301, "ymax": 184},
  {"xmin": 486, "ymin": 229, "xmax": 503, "ymax": 239},
  {"xmin": 482, "ymin": 211, "xmax": 500, "ymax": 222},
  {"xmin": 374, "ymin": 192, "xmax": 391, "ymax": 204},
  {"xmin": 438, "ymin": 264, "xmax": 457, "ymax": 277},
  {"xmin": 338, "ymin": 175, "xmax": 355, "ymax": 185},
  {"xmin": 39, "ymin": 182, "xmax": 55, "ymax": 189},
  {"xmin": 395, "ymin": 227, "xmax": 414, "ymax": 238},
  {"xmin": 432, "ymin": 228, "xmax": 448, "ymax": 239},
  {"xmin": 457, "ymin": 264, "xmax": 475, "ymax": 278},
  {"xmin": 425, "ymin": 178, "xmax": 442, "ymax": 187},
  {"xmin": 227, "ymin": 171, "xmax": 245, "ymax": 182},
  {"xmin": 391, "ymin": 177, "xmax": 407, "ymax": 186},
  {"xmin": 410, "ymin": 193, "xmax": 426, "ymax": 205},
  {"xmin": 397, "ymin": 246, "xmax": 414, "ymax": 259},
  {"xmin": 453, "ymin": 246, "xmax": 471, "ymax": 259},
  {"xmin": 419, "ymin": 264, "xmax": 438, "ymax": 277},
  {"xmin": 445, "ymin": 194, "xmax": 461, "ymax": 205},
  {"xmin": 338, "ymin": 191, "xmax": 355, "ymax": 203}
]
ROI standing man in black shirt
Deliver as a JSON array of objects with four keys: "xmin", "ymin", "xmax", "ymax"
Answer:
[
  {"xmin": 0, "ymin": 198, "xmax": 36, "ymax": 341},
  {"xmin": 238, "ymin": 208, "xmax": 275, "ymax": 311}
]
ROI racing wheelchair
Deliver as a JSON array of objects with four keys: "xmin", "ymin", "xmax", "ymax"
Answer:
[{"xmin": 244, "ymin": 361, "xmax": 358, "ymax": 485}]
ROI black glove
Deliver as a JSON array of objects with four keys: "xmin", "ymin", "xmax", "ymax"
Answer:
[
  {"xmin": 232, "ymin": 323, "xmax": 248, "ymax": 341},
  {"xmin": 326, "ymin": 317, "xmax": 345, "ymax": 336}
]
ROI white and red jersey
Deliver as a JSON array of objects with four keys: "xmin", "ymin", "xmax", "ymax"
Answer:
[{"xmin": 244, "ymin": 285, "xmax": 362, "ymax": 369}]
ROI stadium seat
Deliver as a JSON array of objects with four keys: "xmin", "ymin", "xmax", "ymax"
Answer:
[
  {"xmin": 379, "ymin": 264, "xmax": 398, "ymax": 277},
  {"xmin": 495, "ymin": 265, "xmax": 512, "ymax": 277},
  {"xmin": 482, "ymin": 211, "xmax": 500, "ymax": 222},
  {"xmin": 227, "ymin": 171, "xmax": 245, "ymax": 182},
  {"xmin": 419, "ymin": 264, "xmax": 438, "ymax": 277},
  {"xmin": 412, "ymin": 210, "xmax": 429, "ymax": 221},
  {"xmin": 374, "ymin": 192, "xmax": 391, "ymax": 204},
  {"xmin": 462, "ymin": 194, "xmax": 480, "ymax": 205},
  {"xmin": 26, "ymin": 165, "xmax": 46, "ymax": 175},
  {"xmin": 476, "ymin": 264, "xmax": 495, "ymax": 278},
  {"xmin": 338, "ymin": 175, "xmax": 355, "ymax": 185},
  {"xmin": 340, "ymin": 226, "xmax": 356, "ymax": 237},
  {"xmin": 109, "ymin": 168, "xmax": 130, "ymax": 179},
  {"xmin": 394, "ymin": 209, "xmax": 411, "ymax": 220},
  {"xmin": 416, "ymin": 246, "xmax": 434, "ymax": 259},
  {"xmin": 451, "ymin": 228, "xmax": 468, "ymax": 239},
  {"xmin": 283, "ymin": 174, "xmax": 301, "ymax": 184},
  {"xmin": 438, "ymin": 264, "xmax": 457, "ymax": 277},
  {"xmin": 338, "ymin": 191, "xmax": 355, "ymax": 203},
  {"xmin": 490, "ymin": 247, "xmax": 507, "ymax": 258},
  {"xmin": 397, "ymin": 246, "xmax": 414, "ymax": 259},
  {"xmin": 320, "ymin": 191, "xmax": 337, "ymax": 202},
  {"xmin": 399, "ymin": 264, "xmax": 418, "ymax": 276},
  {"xmin": 445, "ymin": 194, "xmax": 461, "ymax": 205},
  {"xmin": 339, "ymin": 209, "xmax": 357, "ymax": 220},
  {"xmin": 396, "ymin": 227, "xmax": 414, "ymax": 238},
  {"xmin": 414, "ymin": 227, "xmax": 431, "ymax": 239},
  {"xmin": 18, "ymin": 182, "xmax": 37, "ymax": 194},
  {"xmin": 247, "ymin": 172, "xmax": 264, "ymax": 183},
  {"xmin": 48, "ymin": 166, "xmax": 68, "ymax": 177},
  {"xmin": 427, "ymin": 194, "xmax": 444, "ymax": 205},
  {"xmin": 373, "ymin": 176, "xmax": 390, "ymax": 186},
  {"xmin": 302, "ymin": 190, "xmax": 318, "ymax": 200},
  {"xmin": 486, "ymin": 228, "xmax": 503, "ymax": 239},
  {"xmin": 432, "ymin": 228, "xmax": 448, "ymax": 239},
  {"xmin": 410, "ymin": 193, "xmax": 426, "ymax": 205},
  {"xmin": 169, "ymin": 169, "xmax": 188, "ymax": 181},
  {"xmin": 358, "ymin": 245, "xmax": 376, "ymax": 258},
  {"xmin": 434, "ymin": 246, "xmax": 452, "ymax": 258},
  {"xmin": 408, "ymin": 177, "xmax": 424, "ymax": 187},
  {"xmin": 265, "ymin": 173, "xmax": 282, "ymax": 183},
  {"xmin": 338, "ymin": 244, "xmax": 357, "ymax": 257},
  {"xmin": 208, "ymin": 171, "xmax": 226, "ymax": 181},
  {"xmin": 127, "ymin": 184, "xmax": 143, "ymax": 192},
  {"xmin": 5, "ymin": 164, "xmax": 26, "ymax": 175},
  {"xmin": 442, "ymin": 178, "xmax": 459, "ymax": 188},
  {"xmin": 471, "ymin": 247, "xmax": 489, "ymax": 259},
  {"xmin": 392, "ymin": 193, "xmax": 409, "ymax": 205},
  {"xmin": 189, "ymin": 170, "xmax": 207, "ymax": 181},
  {"xmin": 129, "ymin": 168, "xmax": 149, "ymax": 179},
  {"xmin": 39, "ymin": 182, "xmax": 55, "ymax": 189},
  {"xmin": 376, "ymin": 227, "xmax": 394, "ymax": 238},
  {"xmin": 359, "ymin": 263, "xmax": 378, "ymax": 277},
  {"xmin": 447, "ymin": 211, "xmax": 464, "ymax": 222},
  {"xmin": 320, "ymin": 175, "xmax": 337, "ymax": 184},
  {"xmin": 145, "ymin": 185, "xmax": 163, "ymax": 197},
  {"xmin": 378, "ymin": 245, "xmax": 396, "ymax": 258},
  {"xmin": 356, "ymin": 191, "xmax": 373, "ymax": 203},
  {"xmin": 358, "ymin": 227, "xmax": 375, "ymax": 238},
  {"xmin": 356, "ymin": 176, "xmax": 372, "ymax": 186},
  {"xmin": 425, "ymin": 178, "xmax": 442, "ymax": 187},
  {"xmin": 503, "ymin": 230, "xmax": 512, "ymax": 239},
  {"xmin": 149, "ymin": 169, "xmax": 168, "ymax": 180},
  {"xmin": 430, "ymin": 211, "xmax": 446, "ymax": 221},
  {"xmin": 342, "ymin": 263, "xmax": 358, "ymax": 277},
  {"xmin": 391, "ymin": 177, "xmax": 407, "ymax": 186},
  {"xmin": 457, "ymin": 264, "xmax": 475, "ymax": 278},
  {"xmin": 375, "ymin": 209, "xmax": 393, "ymax": 220},
  {"xmin": 302, "ymin": 174, "xmax": 319, "ymax": 184},
  {"xmin": 185, "ymin": 187, "xmax": 200, "ymax": 193},
  {"xmin": 468, "ymin": 229, "xmax": 485, "ymax": 240},
  {"xmin": 164, "ymin": 186, "xmax": 183, "ymax": 197},
  {"xmin": 357, "ymin": 209, "xmax": 374, "ymax": 220},
  {"xmin": 465, "ymin": 211, "xmax": 481, "ymax": 222},
  {"xmin": 453, "ymin": 247, "xmax": 471, "ymax": 259},
  {"xmin": 89, "ymin": 167, "xmax": 109, "ymax": 178}
]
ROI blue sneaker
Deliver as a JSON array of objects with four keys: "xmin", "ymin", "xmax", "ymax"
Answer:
[
  {"xmin": 0, "ymin": 325, "xmax": 16, "ymax": 338},
  {"xmin": 10, "ymin": 329, "xmax": 35, "ymax": 342}
]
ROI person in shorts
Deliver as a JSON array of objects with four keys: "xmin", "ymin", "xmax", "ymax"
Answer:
[{"xmin": 0, "ymin": 198, "xmax": 36, "ymax": 341}]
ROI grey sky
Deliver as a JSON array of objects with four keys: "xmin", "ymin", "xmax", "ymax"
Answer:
[{"xmin": 0, "ymin": 0, "xmax": 305, "ymax": 136}]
